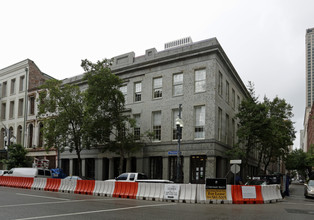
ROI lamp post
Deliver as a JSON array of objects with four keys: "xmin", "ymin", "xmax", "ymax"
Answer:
[{"xmin": 176, "ymin": 104, "xmax": 183, "ymax": 183}]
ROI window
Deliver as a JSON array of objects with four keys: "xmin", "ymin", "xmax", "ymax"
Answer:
[
  {"xmin": 218, "ymin": 108, "xmax": 222, "ymax": 141},
  {"xmin": 152, "ymin": 111, "xmax": 161, "ymax": 141},
  {"xmin": 172, "ymin": 109, "xmax": 183, "ymax": 140},
  {"xmin": 19, "ymin": 76, "xmax": 25, "ymax": 92},
  {"xmin": 153, "ymin": 77, "xmax": 162, "ymax": 99},
  {"xmin": 134, "ymin": 82, "xmax": 142, "ymax": 102},
  {"xmin": 218, "ymin": 72, "xmax": 223, "ymax": 96},
  {"xmin": 18, "ymin": 99, "xmax": 23, "ymax": 117},
  {"xmin": 119, "ymin": 85, "xmax": 127, "ymax": 104},
  {"xmin": 29, "ymin": 96, "xmax": 35, "ymax": 115},
  {"xmin": 225, "ymin": 114, "xmax": 229, "ymax": 144},
  {"xmin": 173, "ymin": 73, "xmax": 183, "ymax": 96},
  {"xmin": 1, "ymin": 103, "xmax": 6, "ymax": 120},
  {"xmin": 10, "ymin": 79, "xmax": 16, "ymax": 94},
  {"xmin": 226, "ymin": 81, "xmax": 229, "ymax": 103},
  {"xmin": 9, "ymin": 101, "xmax": 14, "ymax": 119},
  {"xmin": 232, "ymin": 119, "xmax": 236, "ymax": 146},
  {"xmin": 237, "ymin": 95, "xmax": 240, "ymax": 110},
  {"xmin": 195, "ymin": 69, "xmax": 206, "ymax": 93},
  {"xmin": 134, "ymin": 114, "xmax": 141, "ymax": 140},
  {"xmin": 2, "ymin": 81, "xmax": 7, "ymax": 97},
  {"xmin": 232, "ymin": 89, "xmax": 235, "ymax": 109},
  {"xmin": 195, "ymin": 106, "xmax": 205, "ymax": 139}
]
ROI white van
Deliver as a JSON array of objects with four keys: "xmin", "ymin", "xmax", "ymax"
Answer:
[{"xmin": 5, "ymin": 168, "xmax": 51, "ymax": 178}]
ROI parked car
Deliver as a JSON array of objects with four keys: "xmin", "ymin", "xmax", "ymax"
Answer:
[
  {"xmin": 245, "ymin": 179, "xmax": 267, "ymax": 186},
  {"xmin": 4, "ymin": 168, "xmax": 51, "ymax": 178},
  {"xmin": 304, "ymin": 180, "xmax": 314, "ymax": 198},
  {"xmin": 106, "ymin": 172, "xmax": 173, "ymax": 183},
  {"xmin": 64, "ymin": 176, "xmax": 94, "ymax": 180},
  {"xmin": 0, "ymin": 170, "xmax": 8, "ymax": 176}
]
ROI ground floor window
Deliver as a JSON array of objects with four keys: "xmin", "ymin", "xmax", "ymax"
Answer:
[
  {"xmin": 103, "ymin": 158, "xmax": 109, "ymax": 180},
  {"xmin": 168, "ymin": 156, "xmax": 184, "ymax": 182},
  {"xmin": 190, "ymin": 155, "xmax": 206, "ymax": 184},
  {"xmin": 150, "ymin": 156, "xmax": 162, "ymax": 179},
  {"xmin": 85, "ymin": 158, "xmax": 95, "ymax": 179},
  {"xmin": 61, "ymin": 159, "xmax": 69, "ymax": 176}
]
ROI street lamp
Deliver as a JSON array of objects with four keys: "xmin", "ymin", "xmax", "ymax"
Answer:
[{"xmin": 176, "ymin": 104, "xmax": 183, "ymax": 183}]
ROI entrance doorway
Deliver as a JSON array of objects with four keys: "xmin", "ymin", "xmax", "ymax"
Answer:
[{"xmin": 190, "ymin": 155, "xmax": 206, "ymax": 184}]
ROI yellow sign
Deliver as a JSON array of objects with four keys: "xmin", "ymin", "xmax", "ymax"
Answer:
[{"xmin": 206, "ymin": 189, "xmax": 227, "ymax": 200}]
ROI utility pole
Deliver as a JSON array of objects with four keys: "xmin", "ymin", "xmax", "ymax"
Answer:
[{"xmin": 176, "ymin": 104, "xmax": 183, "ymax": 183}]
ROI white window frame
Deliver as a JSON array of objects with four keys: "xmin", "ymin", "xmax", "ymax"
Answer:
[{"xmin": 195, "ymin": 69, "xmax": 206, "ymax": 93}]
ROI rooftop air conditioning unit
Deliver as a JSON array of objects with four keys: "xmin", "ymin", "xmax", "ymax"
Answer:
[{"xmin": 164, "ymin": 37, "xmax": 193, "ymax": 50}]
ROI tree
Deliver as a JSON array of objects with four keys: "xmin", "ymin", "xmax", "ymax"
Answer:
[
  {"xmin": 228, "ymin": 82, "xmax": 268, "ymax": 178},
  {"xmin": 286, "ymin": 147, "xmax": 314, "ymax": 179},
  {"xmin": 1, "ymin": 144, "xmax": 32, "ymax": 169},
  {"xmin": 259, "ymin": 97, "xmax": 295, "ymax": 173},
  {"xmin": 228, "ymin": 82, "xmax": 296, "ymax": 179},
  {"xmin": 37, "ymin": 79, "xmax": 87, "ymax": 176},
  {"xmin": 82, "ymin": 59, "xmax": 145, "ymax": 174}
]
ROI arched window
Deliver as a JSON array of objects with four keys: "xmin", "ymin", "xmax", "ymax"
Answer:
[
  {"xmin": 28, "ymin": 124, "xmax": 33, "ymax": 148},
  {"xmin": 0, "ymin": 128, "xmax": 5, "ymax": 149},
  {"xmin": 17, "ymin": 125, "xmax": 22, "ymax": 145},
  {"xmin": 38, "ymin": 123, "xmax": 44, "ymax": 148},
  {"xmin": 9, "ymin": 127, "xmax": 14, "ymax": 146}
]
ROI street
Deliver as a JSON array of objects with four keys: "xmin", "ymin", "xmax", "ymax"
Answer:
[{"xmin": 0, "ymin": 183, "xmax": 313, "ymax": 220}]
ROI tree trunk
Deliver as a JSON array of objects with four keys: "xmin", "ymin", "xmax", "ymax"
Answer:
[{"xmin": 76, "ymin": 147, "xmax": 82, "ymax": 177}]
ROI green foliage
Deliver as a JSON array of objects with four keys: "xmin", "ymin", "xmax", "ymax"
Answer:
[
  {"xmin": 81, "ymin": 59, "xmax": 124, "ymax": 147},
  {"xmin": 38, "ymin": 79, "xmax": 87, "ymax": 176},
  {"xmin": 228, "ymin": 82, "xmax": 295, "ymax": 176},
  {"xmin": 1, "ymin": 144, "xmax": 32, "ymax": 169},
  {"xmin": 285, "ymin": 149, "xmax": 312, "ymax": 178},
  {"xmin": 82, "ymin": 59, "xmax": 146, "ymax": 174}
]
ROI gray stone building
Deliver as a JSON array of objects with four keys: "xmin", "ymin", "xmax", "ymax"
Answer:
[{"xmin": 60, "ymin": 37, "xmax": 254, "ymax": 184}]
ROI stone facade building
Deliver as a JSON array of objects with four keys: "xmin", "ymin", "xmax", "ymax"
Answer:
[
  {"xmin": 0, "ymin": 59, "xmax": 55, "ymax": 169},
  {"xmin": 60, "ymin": 37, "xmax": 255, "ymax": 183}
]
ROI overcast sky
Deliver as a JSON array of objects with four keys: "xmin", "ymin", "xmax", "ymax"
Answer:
[{"xmin": 1, "ymin": 0, "xmax": 313, "ymax": 149}]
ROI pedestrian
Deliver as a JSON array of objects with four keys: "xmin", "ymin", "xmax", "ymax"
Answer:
[{"xmin": 236, "ymin": 175, "xmax": 243, "ymax": 185}]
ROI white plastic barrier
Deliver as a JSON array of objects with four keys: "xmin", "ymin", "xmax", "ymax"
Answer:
[
  {"xmin": 31, "ymin": 178, "xmax": 47, "ymax": 190},
  {"xmin": 93, "ymin": 181, "xmax": 103, "ymax": 196},
  {"xmin": 136, "ymin": 182, "xmax": 147, "ymax": 200},
  {"xmin": 196, "ymin": 184, "xmax": 206, "ymax": 204},
  {"xmin": 147, "ymin": 183, "xmax": 157, "ymax": 200},
  {"xmin": 178, "ymin": 184, "xmax": 196, "ymax": 203},
  {"xmin": 97, "ymin": 181, "xmax": 114, "ymax": 197},
  {"xmin": 59, "ymin": 179, "xmax": 77, "ymax": 193},
  {"xmin": 226, "ymin": 184, "xmax": 233, "ymax": 204},
  {"xmin": 261, "ymin": 185, "xmax": 282, "ymax": 203},
  {"xmin": 151, "ymin": 183, "xmax": 165, "ymax": 201}
]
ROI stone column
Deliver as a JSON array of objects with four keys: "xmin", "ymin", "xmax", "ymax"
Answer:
[
  {"xmin": 136, "ymin": 157, "xmax": 143, "ymax": 173},
  {"xmin": 183, "ymin": 156, "xmax": 190, "ymax": 183},
  {"xmin": 143, "ymin": 157, "xmax": 150, "ymax": 177},
  {"xmin": 95, "ymin": 158, "xmax": 103, "ymax": 180},
  {"xmin": 69, "ymin": 159, "xmax": 73, "ymax": 176},
  {"xmin": 126, "ymin": 158, "xmax": 131, "ymax": 172},
  {"xmin": 109, "ymin": 158, "xmax": 114, "ymax": 179},
  {"xmin": 206, "ymin": 156, "xmax": 216, "ymax": 178},
  {"xmin": 82, "ymin": 159, "xmax": 86, "ymax": 177}
]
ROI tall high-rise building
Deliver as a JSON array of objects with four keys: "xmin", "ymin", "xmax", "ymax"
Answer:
[{"xmin": 306, "ymin": 28, "xmax": 314, "ymax": 107}]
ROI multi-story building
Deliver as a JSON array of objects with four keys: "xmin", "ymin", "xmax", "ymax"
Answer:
[
  {"xmin": 60, "ymin": 37, "xmax": 254, "ymax": 183},
  {"xmin": 303, "ymin": 27, "xmax": 314, "ymax": 152},
  {"xmin": 0, "ymin": 59, "xmax": 55, "ymax": 169},
  {"xmin": 306, "ymin": 28, "xmax": 314, "ymax": 107}
]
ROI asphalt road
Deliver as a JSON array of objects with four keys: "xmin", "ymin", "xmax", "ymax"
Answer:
[{"xmin": 0, "ymin": 183, "xmax": 313, "ymax": 220}]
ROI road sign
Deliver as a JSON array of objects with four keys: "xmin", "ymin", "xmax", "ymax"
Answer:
[
  {"xmin": 230, "ymin": 164, "xmax": 240, "ymax": 174},
  {"xmin": 230, "ymin": 160, "xmax": 242, "ymax": 164}
]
